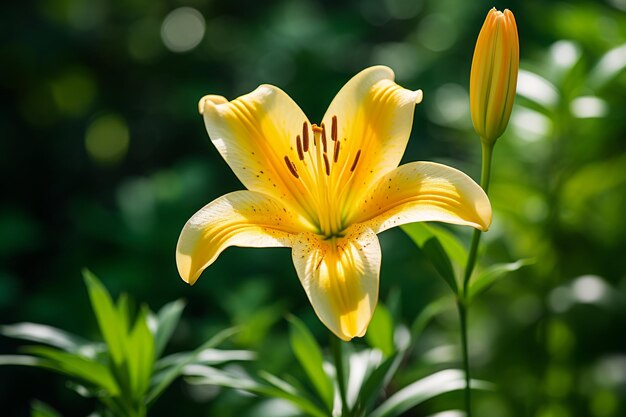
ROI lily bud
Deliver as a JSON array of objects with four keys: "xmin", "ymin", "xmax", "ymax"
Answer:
[{"xmin": 470, "ymin": 8, "xmax": 519, "ymax": 145}]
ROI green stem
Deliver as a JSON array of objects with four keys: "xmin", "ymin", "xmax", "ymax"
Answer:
[
  {"xmin": 457, "ymin": 300, "xmax": 471, "ymax": 417},
  {"xmin": 459, "ymin": 139, "xmax": 494, "ymax": 417},
  {"xmin": 331, "ymin": 335, "xmax": 349, "ymax": 417}
]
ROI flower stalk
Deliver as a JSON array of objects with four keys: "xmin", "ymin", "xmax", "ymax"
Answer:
[
  {"xmin": 460, "ymin": 7, "xmax": 518, "ymax": 417},
  {"xmin": 331, "ymin": 335, "xmax": 350, "ymax": 417}
]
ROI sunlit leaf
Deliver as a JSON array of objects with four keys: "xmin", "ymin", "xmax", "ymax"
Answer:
[
  {"xmin": 365, "ymin": 303, "xmax": 395, "ymax": 357},
  {"xmin": 0, "ymin": 354, "xmax": 50, "ymax": 367},
  {"xmin": 22, "ymin": 346, "xmax": 120, "ymax": 396},
  {"xmin": 589, "ymin": 43, "xmax": 626, "ymax": 90},
  {"xmin": 126, "ymin": 305, "xmax": 155, "ymax": 399},
  {"xmin": 82, "ymin": 270, "xmax": 125, "ymax": 366},
  {"xmin": 411, "ymin": 297, "xmax": 452, "ymax": 341},
  {"xmin": 31, "ymin": 400, "xmax": 62, "ymax": 417},
  {"xmin": 370, "ymin": 370, "xmax": 483, "ymax": 417},
  {"xmin": 153, "ymin": 299, "xmax": 186, "ymax": 358},
  {"xmin": 402, "ymin": 223, "xmax": 459, "ymax": 293},
  {"xmin": 353, "ymin": 352, "xmax": 404, "ymax": 416},
  {"xmin": 183, "ymin": 364, "xmax": 327, "ymax": 417},
  {"xmin": 468, "ymin": 259, "xmax": 534, "ymax": 302},
  {"xmin": 287, "ymin": 315, "xmax": 334, "ymax": 411},
  {"xmin": 146, "ymin": 327, "xmax": 240, "ymax": 406},
  {"xmin": 0, "ymin": 322, "xmax": 98, "ymax": 357}
]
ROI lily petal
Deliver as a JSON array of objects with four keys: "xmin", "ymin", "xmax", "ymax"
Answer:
[
  {"xmin": 292, "ymin": 224, "xmax": 381, "ymax": 341},
  {"xmin": 177, "ymin": 191, "xmax": 301, "ymax": 285},
  {"xmin": 320, "ymin": 66, "xmax": 423, "ymax": 219},
  {"xmin": 350, "ymin": 162, "xmax": 492, "ymax": 233},
  {"xmin": 200, "ymin": 86, "xmax": 317, "ymax": 224}
]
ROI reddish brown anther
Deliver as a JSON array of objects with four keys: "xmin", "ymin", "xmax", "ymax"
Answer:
[
  {"xmin": 350, "ymin": 149, "xmax": 361, "ymax": 172},
  {"xmin": 284, "ymin": 156, "xmax": 299, "ymax": 178},
  {"xmin": 302, "ymin": 122, "xmax": 309, "ymax": 152},
  {"xmin": 333, "ymin": 140, "xmax": 340, "ymax": 163}
]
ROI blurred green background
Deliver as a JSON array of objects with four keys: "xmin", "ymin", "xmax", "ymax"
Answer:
[{"xmin": 2, "ymin": 0, "xmax": 626, "ymax": 415}]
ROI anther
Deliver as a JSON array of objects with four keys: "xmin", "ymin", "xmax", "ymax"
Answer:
[
  {"xmin": 331, "ymin": 116, "xmax": 337, "ymax": 141},
  {"xmin": 350, "ymin": 149, "xmax": 362, "ymax": 172},
  {"xmin": 321, "ymin": 123, "xmax": 328, "ymax": 153},
  {"xmin": 284, "ymin": 156, "xmax": 299, "ymax": 178},
  {"xmin": 333, "ymin": 140, "xmax": 340, "ymax": 163},
  {"xmin": 323, "ymin": 154, "xmax": 330, "ymax": 176},
  {"xmin": 296, "ymin": 135, "xmax": 304, "ymax": 160},
  {"xmin": 303, "ymin": 122, "xmax": 309, "ymax": 152}
]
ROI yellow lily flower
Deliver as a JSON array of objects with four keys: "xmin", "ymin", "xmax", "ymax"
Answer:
[
  {"xmin": 470, "ymin": 8, "xmax": 519, "ymax": 144},
  {"xmin": 176, "ymin": 66, "xmax": 492, "ymax": 341}
]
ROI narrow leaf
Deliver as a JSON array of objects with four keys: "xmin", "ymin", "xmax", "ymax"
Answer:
[
  {"xmin": 22, "ymin": 346, "xmax": 120, "ymax": 395},
  {"xmin": 365, "ymin": 304, "xmax": 395, "ymax": 357},
  {"xmin": 411, "ymin": 297, "xmax": 452, "ymax": 341},
  {"xmin": 468, "ymin": 259, "xmax": 534, "ymax": 302},
  {"xmin": 402, "ymin": 223, "xmax": 468, "ymax": 267},
  {"xmin": 0, "ymin": 323, "xmax": 96, "ymax": 356},
  {"xmin": 353, "ymin": 352, "xmax": 403, "ymax": 416},
  {"xmin": 370, "ymin": 370, "xmax": 468, "ymax": 417},
  {"xmin": 146, "ymin": 327, "xmax": 239, "ymax": 406},
  {"xmin": 82, "ymin": 270, "xmax": 125, "ymax": 366},
  {"xmin": 401, "ymin": 224, "xmax": 462, "ymax": 294},
  {"xmin": 287, "ymin": 315, "xmax": 334, "ymax": 411},
  {"xmin": 183, "ymin": 365, "xmax": 328, "ymax": 417},
  {"xmin": 153, "ymin": 299, "xmax": 186, "ymax": 358},
  {"xmin": 126, "ymin": 305, "xmax": 155, "ymax": 400},
  {"xmin": 31, "ymin": 400, "xmax": 63, "ymax": 417}
]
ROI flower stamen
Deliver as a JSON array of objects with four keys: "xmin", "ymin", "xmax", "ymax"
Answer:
[
  {"xmin": 284, "ymin": 155, "xmax": 299, "ymax": 178},
  {"xmin": 296, "ymin": 135, "xmax": 304, "ymax": 160},
  {"xmin": 350, "ymin": 149, "xmax": 361, "ymax": 172},
  {"xmin": 302, "ymin": 122, "xmax": 309, "ymax": 152},
  {"xmin": 323, "ymin": 154, "xmax": 330, "ymax": 176},
  {"xmin": 331, "ymin": 115, "xmax": 337, "ymax": 141}
]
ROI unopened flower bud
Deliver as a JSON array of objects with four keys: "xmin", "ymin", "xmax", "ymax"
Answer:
[{"xmin": 470, "ymin": 8, "xmax": 519, "ymax": 145}]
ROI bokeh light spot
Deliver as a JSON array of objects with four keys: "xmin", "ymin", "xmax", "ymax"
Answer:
[
  {"xmin": 85, "ymin": 114, "xmax": 130, "ymax": 165},
  {"xmin": 50, "ymin": 69, "xmax": 97, "ymax": 117},
  {"xmin": 417, "ymin": 14, "xmax": 456, "ymax": 52},
  {"xmin": 427, "ymin": 83, "xmax": 470, "ymax": 128},
  {"xmin": 551, "ymin": 40, "xmax": 581, "ymax": 69},
  {"xmin": 570, "ymin": 96, "xmax": 608, "ymax": 119},
  {"xmin": 384, "ymin": 0, "xmax": 423, "ymax": 20},
  {"xmin": 161, "ymin": 7, "xmax": 206, "ymax": 53},
  {"xmin": 591, "ymin": 389, "xmax": 618, "ymax": 417},
  {"xmin": 517, "ymin": 70, "xmax": 559, "ymax": 108},
  {"xmin": 572, "ymin": 275, "xmax": 609, "ymax": 304}
]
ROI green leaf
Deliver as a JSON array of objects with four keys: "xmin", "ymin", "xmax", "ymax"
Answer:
[
  {"xmin": 0, "ymin": 354, "xmax": 51, "ymax": 367},
  {"xmin": 31, "ymin": 400, "xmax": 62, "ymax": 417},
  {"xmin": 82, "ymin": 269, "xmax": 126, "ymax": 366},
  {"xmin": 22, "ymin": 346, "xmax": 120, "ymax": 395},
  {"xmin": 589, "ymin": 43, "xmax": 626, "ymax": 90},
  {"xmin": 365, "ymin": 304, "xmax": 395, "ymax": 357},
  {"xmin": 153, "ymin": 299, "xmax": 185, "ymax": 358},
  {"xmin": 402, "ymin": 223, "xmax": 465, "ymax": 294},
  {"xmin": 468, "ymin": 259, "xmax": 534, "ymax": 302},
  {"xmin": 126, "ymin": 305, "xmax": 155, "ymax": 400},
  {"xmin": 146, "ymin": 327, "xmax": 240, "ymax": 406},
  {"xmin": 353, "ymin": 352, "xmax": 404, "ymax": 416},
  {"xmin": 287, "ymin": 315, "xmax": 334, "ymax": 411},
  {"xmin": 410, "ymin": 297, "xmax": 452, "ymax": 341},
  {"xmin": 402, "ymin": 223, "xmax": 468, "ymax": 267},
  {"xmin": 369, "ymin": 370, "xmax": 471, "ymax": 417},
  {"xmin": 0, "ymin": 322, "xmax": 97, "ymax": 356},
  {"xmin": 183, "ymin": 365, "xmax": 328, "ymax": 417}
]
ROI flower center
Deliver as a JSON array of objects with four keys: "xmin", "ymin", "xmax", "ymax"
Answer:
[{"xmin": 282, "ymin": 116, "xmax": 362, "ymax": 238}]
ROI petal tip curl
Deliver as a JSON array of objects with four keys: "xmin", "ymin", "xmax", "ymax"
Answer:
[{"xmin": 198, "ymin": 95, "xmax": 228, "ymax": 115}]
